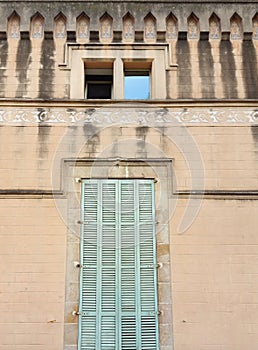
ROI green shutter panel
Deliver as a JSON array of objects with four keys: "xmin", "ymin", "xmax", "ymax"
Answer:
[
  {"xmin": 120, "ymin": 181, "xmax": 137, "ymax": 349},
  {"xmin": 80, "ymin": 182, "xmax": 98, "ymax": 350},
  {"xmin": 138, "ymin": 182, "xmax": 159, "ymax": 350},
  {"xmin": 79, "ymin": 179, "xmax": 159, "ymax": 350}
]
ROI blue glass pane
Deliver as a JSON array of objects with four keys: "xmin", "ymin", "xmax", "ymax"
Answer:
[{"xmin": 124, "ymin": 76, "xmax": 150, "ymax": 100}]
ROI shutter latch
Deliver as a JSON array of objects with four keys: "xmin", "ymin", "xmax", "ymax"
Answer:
[{"xmin": 149, "ymin": 311, "xmax": 162, "ymax": 316}]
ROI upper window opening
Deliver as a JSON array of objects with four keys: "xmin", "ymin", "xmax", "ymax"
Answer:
[
  {"xmin": 124, "ymin": 71, "xmax": 150, "ymax": 100},
  {"xmin": 123, "ymin": 60, "xmax": 152, "ymax": 100},
  {"xmin": 85, "ymin": 61, "xmax": 113, "ymax": 99}
]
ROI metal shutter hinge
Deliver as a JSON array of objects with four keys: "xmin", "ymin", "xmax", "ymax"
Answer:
[
  {"xmin": 72, "ymin": 310, "xmax": 81, "ymax": 316},
  {"xmin": 77, "ymin": 220, "xmax": 90, "ymax": 225},
  {"xmin": 73, "ymin": 261, "xmax": 83, "ymax": 268}
]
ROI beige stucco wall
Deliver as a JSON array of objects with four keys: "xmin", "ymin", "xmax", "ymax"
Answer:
[
  {"xmin": 171, "ymin": 198, "xmax": 258, "ymax": 350},
  {"xmin": 0, "ymin": 198, "xmax": 66, "ymax": 350},
  {"xmin": 0, "ymin": 109, "xmax": 258, "ymax": 349}
]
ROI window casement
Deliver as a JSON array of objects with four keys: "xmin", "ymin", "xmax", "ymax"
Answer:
[
  {"xmin": 84, "ymin": 60, "xmax": 152, "ymax": 100},
  {"xmin": 78, "ymin": 179, "xmax": 159, "ymax": 349},
  {"xmin": 71, "ymin": 46, "xmax": 167, "ymax": 100}
]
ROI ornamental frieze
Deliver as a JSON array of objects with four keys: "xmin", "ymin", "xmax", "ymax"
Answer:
[{"xmin": 0, "ymin": 107, "xmax": 257, "ymax": 125}]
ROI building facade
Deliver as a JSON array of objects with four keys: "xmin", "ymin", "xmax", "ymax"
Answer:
[{"xmin": 0, "ymin": 0, "xmax": 258, "ymax": 349}]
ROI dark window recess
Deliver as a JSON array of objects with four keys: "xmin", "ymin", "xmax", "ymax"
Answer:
[{"xmin": 85, "ymin": 74, "xmax": 112, "ymax": 99}]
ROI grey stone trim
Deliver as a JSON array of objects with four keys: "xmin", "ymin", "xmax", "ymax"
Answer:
[
  {"xmin": 1, "ymin": 189, "xmax": 258, "ymax": 200},
  {"xmin": 63, "ymin": 158, "xmax": 174, "ymax": 349}
]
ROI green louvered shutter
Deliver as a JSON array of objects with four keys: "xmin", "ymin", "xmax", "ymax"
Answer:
[{"xmin": 79, "ymin": 179, "xmax": 159, "ymax": 350}]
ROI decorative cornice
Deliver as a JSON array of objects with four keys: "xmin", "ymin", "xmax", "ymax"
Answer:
[
  {"xmin": 0, "ymin": 1, "xmax": 257, "ymax": 3},
  {"xmin": 0, "ymin": 106, "xmax": 257, "ymax": 125}
]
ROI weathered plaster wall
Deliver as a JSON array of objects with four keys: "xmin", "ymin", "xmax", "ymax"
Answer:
[
  {"xmin": 0, "ymin": 198, "xmax": 66, "ymax": 350},
  {"xmin": 0, "ymin": 118, "xmax": 258, "ymax": 191}
]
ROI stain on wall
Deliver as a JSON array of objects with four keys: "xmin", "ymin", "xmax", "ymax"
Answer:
[
  {"xmin": 15, "ymin": 34, "xmax": 31, "ymax": 98},
  {"xmin": 84, "ymin": 123, "xmax": 100, "ymax": 154},
  {"xmin": 38, "ymin": 34, "xmax": 55, "ymax": 99},
  {"xmin": 0, "ymin": 37, "xmax": 8, "ymax": 97},
  {"xmin": 242, "ymin": 40, "xmax": 258, "ymax": 99},
  {"xmin": 198, "ymin": 37, "xmax": 215, "ymax": 98},
  {"xmin": 251, "ymin": 125, "xmax": 258, "ymax": 146},
  {"xmin": 219, "ymin": 39, "xmax": 238, "ymax": 99},
  {"xmin": 37, "ymin": 125, "xmax": 51, "ymax": 158},
  {"xmin": 176, "ymin": 35, "xmax": 192, "ymax": 99},
  {"xmin": 136, "ymin": 126, "xmax": 149, "ymax": 156}
]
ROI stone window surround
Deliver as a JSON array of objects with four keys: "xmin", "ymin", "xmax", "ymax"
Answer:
[
  {"xmin": 63, "ymin": 158, "xmax": 174, "ymax": 350},
  {"xmin": 61, "ymin": 43, "xmax": 176, "ymax": 100}
]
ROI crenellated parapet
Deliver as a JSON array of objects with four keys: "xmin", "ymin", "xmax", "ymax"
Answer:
[
  {"xmin": 0, "ymin": 2, "xmax": 257, "ymax": 100},
  {"xmin": 0, "ymin": 3, "xmax": 257, "ymax": 42}
]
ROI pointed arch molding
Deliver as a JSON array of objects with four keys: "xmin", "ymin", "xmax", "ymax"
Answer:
[
  {"xmin": 252, "ymin": 13, "xmax": 258, "ymax": 40},
  {"xmin": 144, "ymin": 12, "xmax": 157, "ymax": 42},
  {"xmin": 166, "ymin": 13, "xmax": 178, "ymax": 41},
  {"xmin": 7, "ymin": 11, "xmax": 20, "ymax": 39},
  {"xmin": 187, "ymin": 13, "xmax": 199, "ymax": 40},
  {"xmin": 209, "ymin": 13, "xmax": 221, "ymax": 40},
  {"xmin": 54, "ymin": 12, "xmax": 67, "ymax": 39},
  {"xmin": 123, "ymin": 12, "xmax": 135, "ymax": 42},
  {"xmin": 99, "ymin": 12, "xmax": 113, "ymax": 42},
  {"xmin": 31, "ymin": 12, "xmax": 44, "ymax": 39},
  {"xmin": 230, "ymin": 13, "xmax": 243, "ymax": 40},
  {"xmin": 76, "ymin": 12, "xmax": 90, "ymax": 43}
]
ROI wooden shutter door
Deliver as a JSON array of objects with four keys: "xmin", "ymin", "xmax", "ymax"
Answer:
[{"xmin": 79, "ymin": 179, "xmax": 159, "ymax": 350}]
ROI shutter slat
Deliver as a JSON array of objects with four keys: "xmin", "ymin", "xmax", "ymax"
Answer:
[
  {"xmin": 80, "ymin": 316, "xmax": 96, "ymax": 349},
  {"xmin": 121, "ymin": 316, "xmax": 137, "ymax": 349},
  {"xmin": 101, "ymin": 316, "xmax": 116, "ymax": 348}
]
